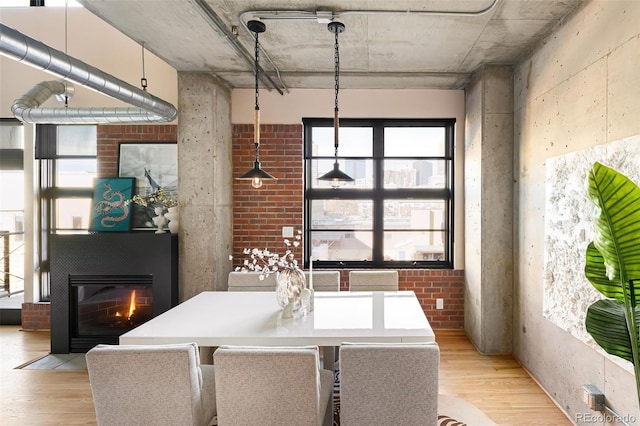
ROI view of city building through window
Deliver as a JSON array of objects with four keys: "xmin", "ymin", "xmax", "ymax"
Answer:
[
  {"xmin": 305, "ymin": 118, "xmax": 455, "ymax": 269},
  {"xmin": 0, "ymin": 120, "xmax": 25, "ymax": 297}
]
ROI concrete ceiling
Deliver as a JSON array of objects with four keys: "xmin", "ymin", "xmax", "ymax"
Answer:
[{"xmin": 76, "ymin": 0, "xmax": 582, "ymax": 92}]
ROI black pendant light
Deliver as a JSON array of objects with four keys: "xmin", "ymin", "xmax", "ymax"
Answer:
[
  {"xmin": 318, "ymin": 21, "xmax": 354, "ymax": 188},
  {"xmin": 237, "ymin": 20, "xmax": 276, "ymax": 189}
]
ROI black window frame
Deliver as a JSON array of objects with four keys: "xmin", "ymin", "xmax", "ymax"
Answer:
[
  {"xmin": 36, "ymin": 124, "xmax": 97, "ymax": 300},
  {"xmin": 303, "ymin": 117, "xmax": 455, "ymax": 270}
]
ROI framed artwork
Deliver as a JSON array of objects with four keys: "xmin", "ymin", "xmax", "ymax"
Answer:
[
  {"xmin": 89, "ymin": 177, "xmax": 135, "ymax": 232},
  {"xmin": 117, "ymin": 142, "xmax": 178, "ymax": 230}
]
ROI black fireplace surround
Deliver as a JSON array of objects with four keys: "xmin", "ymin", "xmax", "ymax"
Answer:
[{"xmin": 50, "ymin": 233, "xmax": 178, "ymax": 353}]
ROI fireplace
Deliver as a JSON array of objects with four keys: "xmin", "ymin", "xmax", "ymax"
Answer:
[
  {"xmin": 50, "ymin": 233, "xmax": 178, "ymax": 353},
  {"xmin": 69, "ymin": 275, "xmax": 155, "ymax": 351}
]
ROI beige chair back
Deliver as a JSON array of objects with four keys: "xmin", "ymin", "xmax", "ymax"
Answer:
[
  {"xmin": 304, "ymin": 270, "xmax": 340, "ymax": 291},
  {"xmin": 227, "ymin": 271, "xmax": 277, "ymax": 291},
  {"xmin": 86, "ymin": 342, "xmax": 216, "ymax": 426},
  {"xmin": 348, "ymin": 270, "xmax": 399, "ymax": 291},
  {"xmin": 339, "ymin": 342, "xmax": 440, "ymax": 426},
  {"xmin": 214, "ymin": 345, "xmax": 334, "ymax": 426}
]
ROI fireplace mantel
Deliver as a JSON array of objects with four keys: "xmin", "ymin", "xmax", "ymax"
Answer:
[{"xmin": 50, "ymin": 233, "xmax": 178, "ymax": 353}]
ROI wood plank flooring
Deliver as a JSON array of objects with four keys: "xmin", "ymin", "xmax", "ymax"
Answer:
[{"xmin": 0, "ymin": 326, "xmax": 571, "ymax": 425}]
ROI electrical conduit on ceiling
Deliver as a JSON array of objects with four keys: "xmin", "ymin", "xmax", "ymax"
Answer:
[
  {"xmin": 0, "ymin": 23, "xmax": 177, "ymax": 124},
  {"xmin": 236, "ymin": 0, "xmax": 500, "ymax": 91}
]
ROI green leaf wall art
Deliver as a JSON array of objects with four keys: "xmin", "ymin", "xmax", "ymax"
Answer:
[{"xmin": 584, "ymin": 162, "xmax": 640, "ymax": 408}]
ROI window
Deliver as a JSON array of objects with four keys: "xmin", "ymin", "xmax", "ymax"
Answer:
[
  {"xmin": 0, "ymin": 119, "xmax": 25, "ymax": 296},
  {"xmin": 304, "ymin": 118, "xmax": 455, "ymax": 269},
  {"xmin": 36, "ymin": 124, "xmax": 97, "ymax": 299}
]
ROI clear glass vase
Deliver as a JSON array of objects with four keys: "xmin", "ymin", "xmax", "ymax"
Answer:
[{"xmin": 275, "ymin": 268, "xmax": 306, "ymax": 318}]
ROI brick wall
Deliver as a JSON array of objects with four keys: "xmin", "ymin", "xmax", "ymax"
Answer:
[
  {"xmin": 231, "ymin": 123, "xmax": 464, "ymax": 329},
  {"xmin": 21, "ymin": 303, "xmax": 50, "ymax": 330},
  {"xmin": 97, "ymin": 124, "xmax": 177, "ymax": 177},
  {"xmin": 232, "ymin": 123, "xmax": 304, "ymax": 256}
]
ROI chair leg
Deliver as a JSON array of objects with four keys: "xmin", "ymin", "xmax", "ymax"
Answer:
[
  {"xmin": 323, "ymin": 391, "xmax": 334, "ymax": 426},
  {"xmin": 320, "ymin": 346, "xmax": 336, "ymax": 372}
]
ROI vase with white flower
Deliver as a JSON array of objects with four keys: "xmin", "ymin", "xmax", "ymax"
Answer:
[
  {"xmin": 236, "ymin": 231, "xmax": 306, "ymax": 318},
  {"xmin": 125, "ymin": 188, "xmax": 178, "ymax": 233}
]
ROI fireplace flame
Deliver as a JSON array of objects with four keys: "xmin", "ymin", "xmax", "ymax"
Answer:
[{"xmin": 126, "ymin": 290, "xmax": 136, "ymax": 321}]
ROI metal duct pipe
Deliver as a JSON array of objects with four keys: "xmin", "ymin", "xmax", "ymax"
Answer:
[
  {"xmin": 0, "ymin": 23, "xmax": 177, "ymax": 124},
  {"xmin": 12, "ymin": 80, "xmax": 170, "ymax": 123}
]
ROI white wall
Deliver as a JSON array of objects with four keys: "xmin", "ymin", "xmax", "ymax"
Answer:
[{"xmin": 514, "ymin": 0, "xmax": 640, "ymax": 421}]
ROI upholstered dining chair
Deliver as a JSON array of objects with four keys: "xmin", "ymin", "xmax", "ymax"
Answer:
[
  {"xmin": 339, "ymin": 342, "xmax": 440, "ymax": 426},
  {"xmin": 348, "ymin": 270, "xmax": 399, "ymax": 291},
  {"xmin": 227, "ymin": 271, "xmax": 277, "ymax": 291},
  {"xmin": 304, "ymin": 270, "xmax": 340, "ymax": 291},
  {"xmin": 213, "ymin": 345, "xmax": 334, "ymax": 426},
  {"xmin": 86, "ymin": 342, "xmax": 216, "ymax": 426}
]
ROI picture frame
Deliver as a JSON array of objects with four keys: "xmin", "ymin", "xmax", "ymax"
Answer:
[
  {"xmin": 89, "ymin": 177, "xmax": 135, "ymax": 232},
  {"xmin": 117, "ymin": 142, "xmax": 178, "ymax": 230}
]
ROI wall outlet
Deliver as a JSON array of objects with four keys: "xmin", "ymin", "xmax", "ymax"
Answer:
[
  {"xmin": 581, "ymin": 384, "xmax": 604, "ymax": 411},
  {"xmin": 436, "ymin": 298, "xmax": 444, "ymax": 310},
  {"xmin": 282, "ymin": 226, "xmax": 294, "ymax": 238}
]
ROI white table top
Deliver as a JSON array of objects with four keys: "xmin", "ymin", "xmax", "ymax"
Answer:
[{"xmin": 119, "ymin": 291, "xmax": 435, "ymax": 347}]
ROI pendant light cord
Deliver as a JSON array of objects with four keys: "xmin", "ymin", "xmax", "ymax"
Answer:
[
  {"xmin": 141, "ymin": 43, "xmax": 148, "ymax": 91},
  {"xmin": 333, "ymin": 24, "xmax": 340, "ymax": 157},
  {"xmin": 253, "ymin": 27, "xmax": 261, "ymax": 160},
  {"xmin": 64, "ymin": 0, "xmax": 69, "ymax": 107}
]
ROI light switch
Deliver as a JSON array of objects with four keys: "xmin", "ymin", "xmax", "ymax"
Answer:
[
  {"xmin": 436, "ymin": 298, "xmax": 444, "ymax": 310},
  {"xmin": 282, "ymin": 226, "xmax": 294, "ymax": 238}
]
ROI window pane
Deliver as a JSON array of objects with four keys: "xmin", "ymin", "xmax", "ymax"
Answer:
[
  {"xmin": 311, "ymin": 127, "xmax": 373, "ymax": 157},
  {"xmin": 57, "ymin": 159, "xmax": 97, "ymax": 188},
  {"xmin": 384, "ymin": 127, "xmax": 445, "ymax": 157},
  {"xmin": 57, "ymin": 126, "xmax": 97, "ymax": 156},
  {"xmin": 311, "ymin": 200, "xmax": 373, "ymax": 230},
  {"xmin": 311, "ymin": 159, "xmax": 373, "ymax": 189},
  {"xmin": 311, "ymin": 231, "xmax": 372, "ymax": 261},
  {"xmin": 0, "ymin": 171, "xmax": 24, "ymax": 211},
  {"xmin": 384, "ymin": 159, "xmax": 447, "ymax": 188},
  {"xmin": 0, "ymin": 122, "xmax": 23, "ymax": 149},
  {"xmin": 383, "ymin": 231, "xmax": 445, "ymax": 261},
  {"xmin": 384, "ymin": 200, "xmax": 445, "ymax": 230},
  {"xmin": 56, "ymin": 198, "xmax": 92, "ymax": 230}
]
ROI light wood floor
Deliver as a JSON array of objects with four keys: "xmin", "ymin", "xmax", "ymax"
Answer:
[{"xmin": 0, "ymin": 326, "xmax": 572, "ymax": 425}]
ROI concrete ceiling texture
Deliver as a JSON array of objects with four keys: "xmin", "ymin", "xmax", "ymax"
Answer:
[{"xmin": 77, "ymin": 0, "xmax": 582, "ymax": 93}]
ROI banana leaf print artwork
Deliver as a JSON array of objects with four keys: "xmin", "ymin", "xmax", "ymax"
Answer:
[
  {"xmin": 89, "ymin": 177, "xmax": 135, "ymax": 232},
  {"xmin": 584, "ymin": 162, "xmax": 640, "ymax": 409}
]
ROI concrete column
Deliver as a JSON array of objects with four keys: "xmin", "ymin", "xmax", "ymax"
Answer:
[
  {"xmin": 177, "ymin": 72, "xmax": 233, "ymax": 302},
  {"xmin": 464, "ymin": 65, "xmax": 514, "ymax": 354}
]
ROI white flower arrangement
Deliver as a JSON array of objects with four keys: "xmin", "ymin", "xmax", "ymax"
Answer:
[
  {"xmin": 234, "ymin": 230, "xmax": 302, "ymax": 280},
  {"xmin": 125, "ymin": 188, "xmax": 177, "ymax": 209}
]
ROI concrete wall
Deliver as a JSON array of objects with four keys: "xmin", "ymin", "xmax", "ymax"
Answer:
[
  {"xmin": 513, "ymin": 0, "xmax": 640, "ymax": 422},
  {"xmin": 464, "ymin": 66, "xmax": 514, "ymax": 354}
]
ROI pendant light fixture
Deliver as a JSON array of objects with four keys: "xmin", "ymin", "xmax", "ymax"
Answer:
[
  {"xmin": 237, "ymin": 20, "xmax": 276, "ymax": 189},
  {"xmin": 318, "ymin": 21, "xmax": 354, "ymax": 188}
]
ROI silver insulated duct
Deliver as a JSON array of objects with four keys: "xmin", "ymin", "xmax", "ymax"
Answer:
[{"xmin": 0, "ymin": 23, "xmax": 177, "ymax": 124}]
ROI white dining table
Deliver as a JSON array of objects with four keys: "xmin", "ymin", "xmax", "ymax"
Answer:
[{"xmin": 119, "ymin": 290, "xmax": 435, "ymax": 347}]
